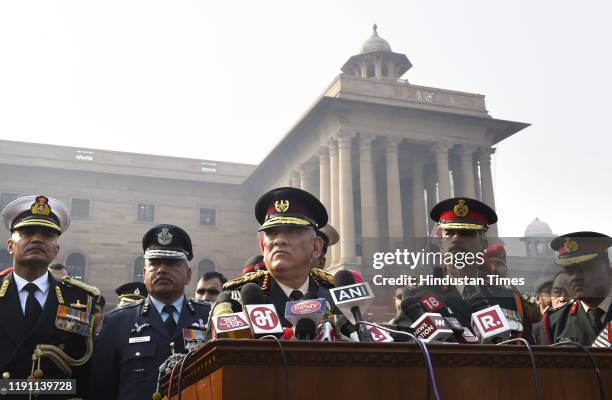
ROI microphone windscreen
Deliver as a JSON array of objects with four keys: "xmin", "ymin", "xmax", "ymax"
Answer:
[
  {"xmin": 295, "ymin": 319, "xmax": 317, "ymax": 340},
  {"xmin": 466, "ymin": 293, "xmax": 489, "ymax": 313},
  {"xmin": 334, "ymin": 269, "xmax": 356, "ymax": 287},
  {"xmin": 213, "ymin": 292, "xmax": 243, "ymax": 312},
  {"xmin": 240, "ymin": 282, "xmax": 269, "ymax": 305}
]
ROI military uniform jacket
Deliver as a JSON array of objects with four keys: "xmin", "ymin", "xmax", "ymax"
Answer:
[
  {"xmin": 0, "ymin": 272, "xmax": 98, "ymax": 399},
  {"xmin": 543, "ymin": 300, "xmax": 612, "ymax": 345},
  {"xmin": 221, "ymin": 269, "xmax": 335, "ymax": 327},
  {"xmin": 410, "ymin": 284, "xmax": 536, "ymax": 344},
  {"xmin": 90, "ymin": 295, "xmax": 211, "ymax": 400}
]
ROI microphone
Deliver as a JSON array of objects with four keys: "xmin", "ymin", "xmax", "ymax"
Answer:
[
  {"xmin": 592, "ymin": 322, "xmax": 611, "ymax": 348},
  {"xmin": 335, "ymin": 315, "xmax": 360, "ymax": 342},
  {"xmin": 400, "ymin": 293, "xmax": 453, "ymax": 343},
  {"xmin": 295, "ymin": 319, "xmax": 317, "ymax": 340},
  {"xmin": 466, "ymin": 293, "xmax": 512, "ymax": 343},
  {"xmin": 210, "ymin": 292, "xmax": 252, "ymax": 339},
  {"xmin": 330, "ymin": 270, "xmax": 374, "ymax": 341},
  {"xmin": 284, "ymin": 298, "xmax": 328, "ymax": 326},
  {"xmin": 240, "ymin": 283, "xmax": 283, "ymax": 338},
  {"xmin": 413, "ymin": 289, "xmax": 477, "ymax": 344}
]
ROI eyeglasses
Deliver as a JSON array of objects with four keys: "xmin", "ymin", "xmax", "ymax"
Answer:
[{"xmin": 197, "ymin": 288, "xmax": 220, "ymax": 296}]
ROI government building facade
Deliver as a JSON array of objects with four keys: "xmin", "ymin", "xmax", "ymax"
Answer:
[{"xmin": 0, "ymin": 27, "xmax": 529, "ymax": 314}]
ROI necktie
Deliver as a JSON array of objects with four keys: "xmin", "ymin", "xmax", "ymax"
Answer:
[
  {"xmin": 289, "ymin": 290, "xmax": 304, "ymax": 301},
  {"xmin": 24, "ymin": 283, "xmax": 42, "ymax": 330},
  {"xmin": 587, "ymin": 308, "xmax": 605, "ymax": 333},
  {"xmin": 163, "ymin": 304, "xmax": 176, "ymax": 334}
]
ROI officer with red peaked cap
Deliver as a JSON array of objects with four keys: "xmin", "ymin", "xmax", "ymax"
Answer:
[
  {"xmin": 544, "ymin": 231, "xmax": 612, "ymax": 345},
  {"xmin": 407, "ymin": 197, "xmax": 536, "ymax": 343}
]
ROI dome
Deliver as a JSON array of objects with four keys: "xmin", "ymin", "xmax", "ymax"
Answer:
[
  {"xmin": 360, "ymin": 24, "xmax": 392, "ymax": 54},
  {"xmin": 524, "ymin": 217, "xmax": 553, "ymax": 237}
]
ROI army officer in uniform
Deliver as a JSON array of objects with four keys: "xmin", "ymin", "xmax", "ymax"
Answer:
[
  {"xmin": 90, "ymin": 224, "xmax": 210, "ymax": 400},
  {"xmin": 0, "ymin": 195, "xmax": 99, "ymax": 399},
  {"xmin": 544, "ymin": 232, "xmax": 612, "ymax": 345},
  {"xmin": 220, "ymin": 187, "xmax": 335, "ymax": 327}
]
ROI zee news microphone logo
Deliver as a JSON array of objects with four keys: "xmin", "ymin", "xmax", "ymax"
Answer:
[{"xmin": 477, "ymin": 309, "xmax": 503, "ymax": 333}]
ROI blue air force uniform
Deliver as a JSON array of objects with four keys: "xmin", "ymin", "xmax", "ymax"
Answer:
[{"xmin": 90, "ymin": 224, "xmax": 210, "ymax": 400}]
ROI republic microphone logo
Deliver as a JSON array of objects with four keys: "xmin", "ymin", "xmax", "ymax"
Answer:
[
  {"xmin": 290, "ymin": 300, "xmax": 322, "ymax": 315},
  {"xmin": 476, "ymin": 309, "xmax": 503, "ymax": 333},
  {"xmin": 248, "ymin": 306, "xmax": 280, "ymax": 330}
]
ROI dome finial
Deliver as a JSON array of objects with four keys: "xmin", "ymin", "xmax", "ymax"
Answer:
[{"xmin": 372, "ymin": 24, "xmax": 378, "ymax": 36}]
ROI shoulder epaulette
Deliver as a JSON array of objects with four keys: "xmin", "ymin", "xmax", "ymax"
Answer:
[
  {"xmin": 109, "ymin": 299, "xmax": 143, "ymax": 314},
  {"xmin": 223, "ymin": 270, "xmax": 266, "ymax": 290},
  {"xmin": 545, "ymin": 301, "xmax": 572, "ymax": 315},
  {"xmin": 60, "ymin": 276, "xmax": 100, "ymax": 297},
  {"xmin": 310, "ymin": 268, "xmax": 334, "ymax": 286},
  {"xmin": 188, "ymin": 298, "xmax": 210, "ymax": 308}
]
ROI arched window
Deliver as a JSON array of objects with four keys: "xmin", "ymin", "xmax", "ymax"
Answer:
[
  {"xmin": 133, "ymin": 256, "xmax": 145, "ymax": 282},
  {"xmin": 381, "ymin": 63, "xmax": 388, "ymax": 77},
  {"xmin": 66, "ymin": 253, "xmax": 86, "ymax": 280},
  {"xmin": 366, "ymin": 63, "xmax": 375, "ymax": 78},
  {"xmin": 198, "ymin": 259, "xmax": 216, "ymax": 277},
  {"xmin": 0, "ymin": 249, "xmax": 11, "ymax": 272}
]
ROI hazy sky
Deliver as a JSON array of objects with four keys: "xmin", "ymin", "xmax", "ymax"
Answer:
[{"xmin": 0, "ymin": 1, "xmax": 610, "ymax": 238}]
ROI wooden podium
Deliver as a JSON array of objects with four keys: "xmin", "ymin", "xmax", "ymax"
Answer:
[{"xmin": 162, "ymin": 340, "xmax": 612, "ymax": 400}]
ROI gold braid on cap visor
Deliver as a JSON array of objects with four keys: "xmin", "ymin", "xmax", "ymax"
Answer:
[
  {"xmin": 555, "ymin": 252, "xmax": 600, "ymax": 266},
  {"xmin": 13, "ymin": 219, "xmax": 62, "ymax": 232},
  {"xmin": 260, "ymin": 216, "xmax": 313, "ymax": 230}
]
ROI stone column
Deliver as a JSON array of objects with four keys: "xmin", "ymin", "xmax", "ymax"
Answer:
[
  {"xmin": 412, "ymin": 158, "xmax": 427, "ymax": 238},
  {"xmin": 329, "ymin": 139, "xmax": 340, "ymax": 265},
  {"xmin": 374, "ymin": 59, "xmax": 382, "ymax": 79},
  {"xmin": 289, "ymin": 171, "xmax": 300, "ymax": 188},
  {"xmin": 359, "ymin": 135, "xmax": 379, "ymax": 239},
  {"xmin": 432, "ymin": 143, "xmax": 452, "ymax": 200},
  {"xmin": 459, "ymin": 145, "xmax": 477, "ymax": 198},
  {"xmin": 425, "ymin": 173, "xmax": 438, "ymax": 234},
  {"xmin": 360, "ymin": 62, "xmax": 368, "ymax": 78},
  {"xmin": 479, "ymin": 147, "xmax": 498, "ymax": 237},
  {"xmin": 385, "ymin": 136, "xmax": 403, "ymax": 239},
  {"xmin": 338, "ymin": 132, "xmax": 357, "ymax": 263},
  {"xmin": 318, "ymin": 148, "xmax": 331, "ymax": 216},
  {"xmin": 299, "ymin": 161, "xmax": 316, "ymax": 195}
]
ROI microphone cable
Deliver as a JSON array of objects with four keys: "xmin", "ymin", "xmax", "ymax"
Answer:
[
  {"xmin": 260, "ymin": 335, "xmax": 291, "ymax": 400},
  {"xmin": 176, "ymin": 348, "xmax": 197, "ymax": 400},
  {"xmin": 496, "ymin": 338, "xmax": 541, "ymax": 400},
  {"xmin": 357, "ymin": 321, "xmax": 441, "ymax": 400},
  {"xmin": 551, "ymin": 341, "xmax": 605, "ymax": 400}
]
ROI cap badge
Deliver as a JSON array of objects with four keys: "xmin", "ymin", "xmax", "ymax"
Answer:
[
  {"xmin": 453, "ymin": 199, "xmax": 469, "ymax": 218},
  {"xmin": 31, "ymin": 196, "xmax": 51, "ymax": 216},
  {"xmin": 274, "ymin": 200, "xmax": 290, "ymax": 213},
  {"xmin": 563, "ymin": 238, "xmax": 578, "ymax": 253},
  {"xmin": 157, "ymin": 227, "xmax": 173, "ymax": 245},
  {"xmin": 134, "ymin": 288, "xmax": 141, "ymax": 295}
]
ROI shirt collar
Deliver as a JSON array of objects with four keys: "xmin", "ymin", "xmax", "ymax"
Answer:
[
  {"xmin": 13, "ymin": 271, "xmax": 50, "ymax": 294},
  {"xmin": 149, "ymin": 295, "xmax": 184, "ymax": 315},
  {"xmin": 580, "ymin": 286, "xmax": 612, "ymax": 315},
  {"xmin": 276, "ymin": 277, "xmax": 309, "ymax": 299}
]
